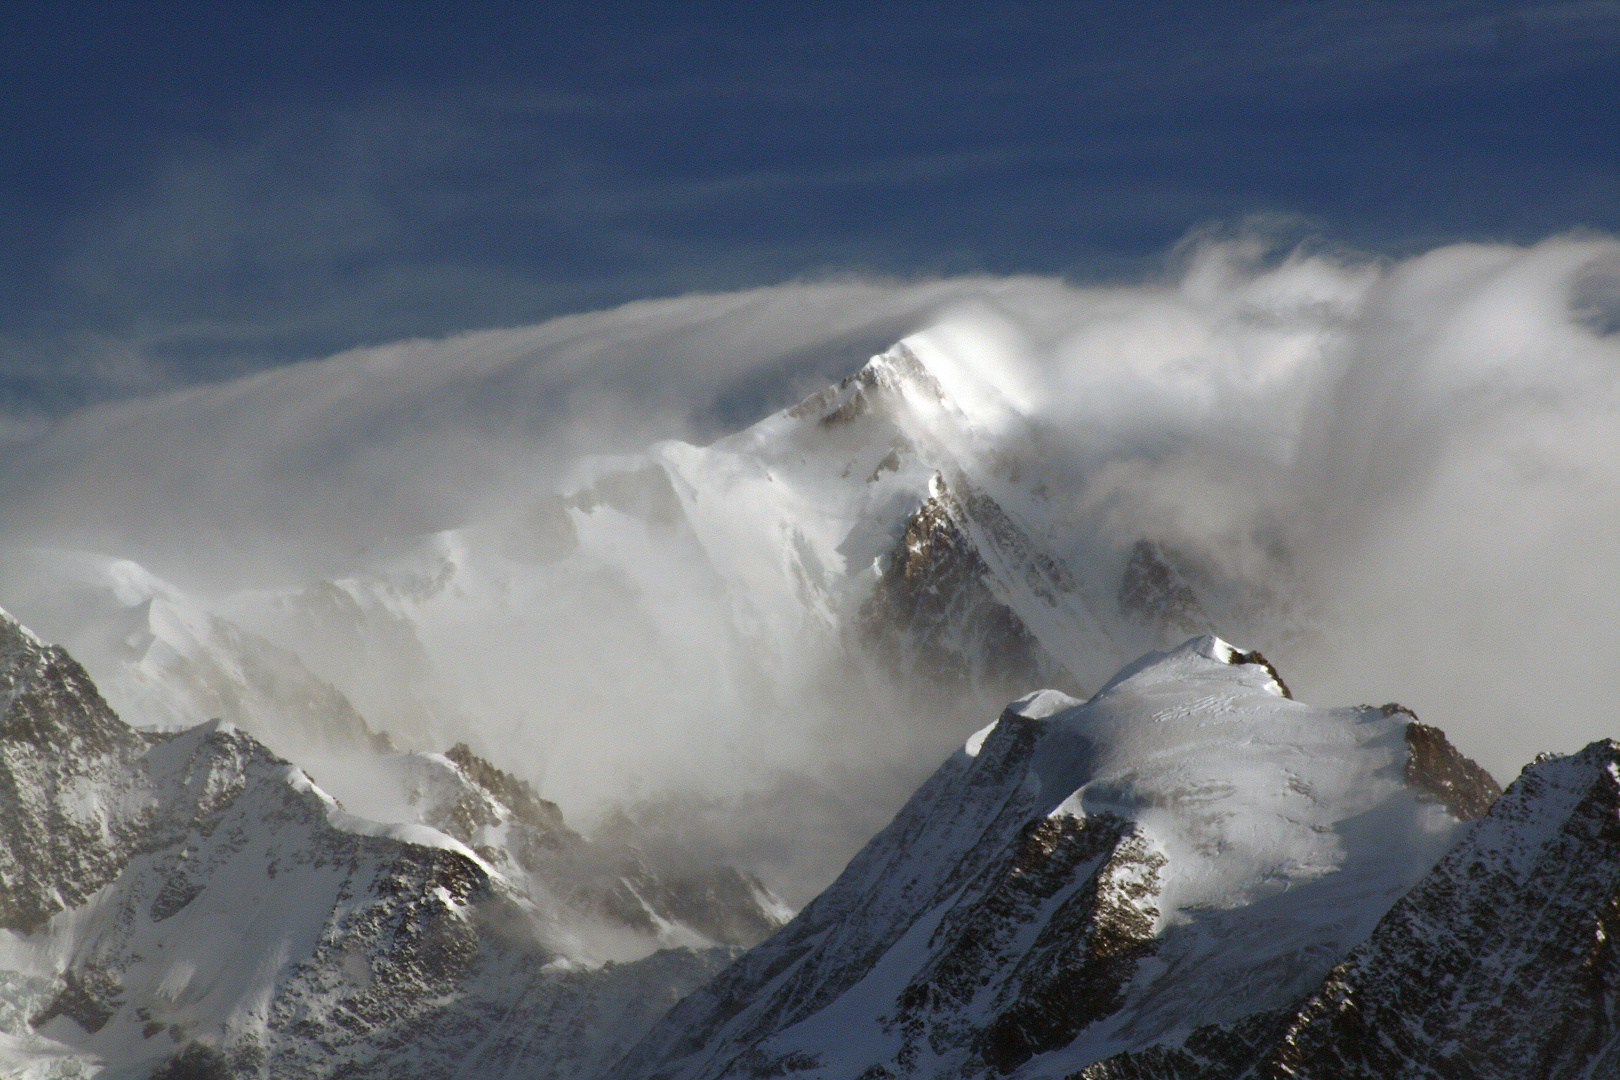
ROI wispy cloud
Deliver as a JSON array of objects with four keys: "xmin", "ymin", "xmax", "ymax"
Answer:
[
  {"xmin": 3, "ymin": 2, "xmax": 1613, "ymax": 426},
  {"xmin": 5, "ymin": 230, "xmax": 1620, "ymax": 789}
]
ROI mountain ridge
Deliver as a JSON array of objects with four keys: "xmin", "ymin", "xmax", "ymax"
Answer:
[
  {"xmin": 2, "ymin": 329, "xmax": 1612, "ymax": 1079},
  {"xmin": 0, "ymin": 606, "xmax": 778, "ymax": 1079},
  {"xmin": 615, "ymin": 636, "xmax": 1501, "ymax": 1079}
]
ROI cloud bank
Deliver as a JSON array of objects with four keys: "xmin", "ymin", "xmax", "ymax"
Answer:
[{"xmin": 2, "ymin": 229, "xmax": 1618, "ymax": 897}]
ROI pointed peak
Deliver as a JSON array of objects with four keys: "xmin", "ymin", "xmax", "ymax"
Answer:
[
  {"xmin": 1189, "ymin": 635, "xmax": 1293, "ymax": 698},
  {"xmin": 1089, "ymin": 634, "xmax": 1293, "ymax": 701},
  {"xmin": 857, "ymin": 341, "xmax": 950, "ymax": 404},
  {"xmin": 0, "ymin": 605, "xmax": 46, "ymax": 655},
  {"xmin": 781, "ymin": 340, "xmax": 952, "ymax": 430}
]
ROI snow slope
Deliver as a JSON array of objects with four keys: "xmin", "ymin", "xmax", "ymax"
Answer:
[{"xmin": 617, "ymin": 636, "xmax": 1494, "ymax": 1079}]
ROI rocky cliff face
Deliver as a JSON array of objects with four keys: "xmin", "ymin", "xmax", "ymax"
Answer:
[
  {"xmin": 1074, "ymin": 738, "xmax": 1619, "ymax": 1080},
  {"xmin": 0, "ymin": 608, "xmax": 768, "ymax": 1080},
  {"xmin": 0, "ymin": 614, "xmax": 155, "ymax": 934},
  {"xmin": 1247, "ymin": 738, "xmax": 1620, "ymax": 1079},
  {"xmin": 858, "ymin": 482, "xmax": 1073, "ymax": 711},
  {"xmin": 615, "ymin": 638, "xmax": 1498, "ymax": 1080}
]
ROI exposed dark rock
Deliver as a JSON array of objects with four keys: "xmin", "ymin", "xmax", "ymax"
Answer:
[
  {"xmin": 1223, "ymin": 647, "xmax": 1292, "ymax": 699},
  {"xmin": 1400, "ymin": 715, "xmax": 1502, "ymax": 821},
  {"xmin": 1118, "ymin": 540, "xmax": 1212, "ymax": 644},
  {"xmin": 443, "ymin": 741, "xmax": 576, "ymax": 849},
  {"xmin": 1069, "ymin": 1008, "xmax": 1295, "ymax": 1079},
  {"xmin": 0, "ymin": 618, "xmax": 153, "ymax": 931},
  {"xmin": 151, "ymin": 1042, "xmax": 231, "ymax": 1080},
  {"xmin": 881, "ymin": 812, "xmax": 1154, "ymax": 1075},
  {"xmin": 859, "ymin": 486, "xmax": 1072, "ymax": 708},
  {"xmin": 149, "ymin": 875, "xmax": 207, "ymax": 922},
  {"xmin": 31, "ymin": 966, "xmax": 122, "ymax": 1034},
  {"xmin": 975, "ymin": 824, "xmax": 1165, "ymax": 1073},
  {"xmin": 731, "ymin": 1048, "xmax": 821, "ymax": 1077},
  {"xmin": 820, "ymin": 390, "xmax": 872, "ymax": 427},
  {"xmin": 869, "ymin": 446, "xmax": 903, "ymax": 481},
  {"xmin": 631, "ymin": 865, "xmax": 784, "ymax": 949}
]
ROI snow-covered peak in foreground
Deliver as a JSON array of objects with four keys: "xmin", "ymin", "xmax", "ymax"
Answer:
[{"xmin": 618, "ymin": 637, "xmax": 1500, "ymax": 1080}]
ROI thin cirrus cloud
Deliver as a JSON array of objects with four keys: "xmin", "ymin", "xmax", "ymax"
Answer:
[{"xmin": 1, "ymin": 2, "xmax": 1615, "ymax": 422}]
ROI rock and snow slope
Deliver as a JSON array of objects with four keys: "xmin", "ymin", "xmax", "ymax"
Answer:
[
  {"xmin": 1235, "ymin": 738, "xmax": 1620, "ymax": 1079},
  {"xmin": 616, "ymin": 636, "xmax": 1503, "ymax": 1080},
  {"xmin": 1075, "ymin": 736, "xmax": 1620, "ymax": 1079},
  {"xmin": 0, "ymin": 609, "xmax": 778, "ymax": 1079}
]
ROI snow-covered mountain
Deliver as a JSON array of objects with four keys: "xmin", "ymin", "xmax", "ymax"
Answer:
[
  {"xmin": 7, "ymin": 580, "xmax": 1618, "ymax": 1077},
  {"xmin": 11, "ymin": 325, "xmax": 1620, "ymax": 1078},
  {"xmin": 0, "ymin": 608, "xmax": 781, "ymax": 1079},
  {"xmin": 0, "ymin": 333, "xmax": 1285, "ymax": 906},
  {"xmin": 615, "ymin": 636, "xmax": 1511, "ymax": 1079}
]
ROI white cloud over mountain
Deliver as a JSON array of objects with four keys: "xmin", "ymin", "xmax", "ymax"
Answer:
[{"xmin": 1, "ymin": 229, "xmax": 1617, "ymax": 883}]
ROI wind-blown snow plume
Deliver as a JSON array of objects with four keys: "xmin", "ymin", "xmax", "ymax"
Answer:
[{"xmin": 0, "ymin": 229, "xmax": 1615, "ymax": 901}]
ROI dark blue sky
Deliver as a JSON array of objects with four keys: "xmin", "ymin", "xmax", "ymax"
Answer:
[{"xmin": 2, "ymin": 1, "xmax": 1617, "ymax": 416}]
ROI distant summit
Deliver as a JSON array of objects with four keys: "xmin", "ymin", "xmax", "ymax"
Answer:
[{"xmin": 0, "ymin": 607, "xmax": 778, "ymax": 1079}]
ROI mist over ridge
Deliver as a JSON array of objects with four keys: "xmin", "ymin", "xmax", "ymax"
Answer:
[{"xmin": 1, "ymin": 228, "xmax": 1617, "ymax": 903}]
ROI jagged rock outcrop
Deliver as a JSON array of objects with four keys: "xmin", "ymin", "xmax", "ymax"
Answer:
[
  {"xmin": 1398, "ymin": 710, "xmax": 1502, "ymax": 821},
  {"xmin": 786, "ymin": 341, "xmax": 948, "ymax": 429}
]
